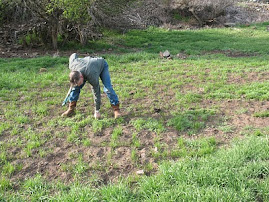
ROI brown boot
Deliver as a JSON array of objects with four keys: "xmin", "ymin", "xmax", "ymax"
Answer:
[
  {"xmin": 61, "ymin": 101, "xmax": 77, "ymax": 117},
  {"xmin": 111, "ymin": 104, "xmax": 121, "ymax": 119}
]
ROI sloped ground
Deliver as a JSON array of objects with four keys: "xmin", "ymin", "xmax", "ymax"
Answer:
[{"xmin": 1, "ymin": 51, "xmax": 268, "ymax": 187}]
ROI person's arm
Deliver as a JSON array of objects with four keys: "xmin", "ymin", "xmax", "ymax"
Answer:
[
  {"xmin": 62, "ymin": 86, "xmax": 72, "ymax": 106},
  {"xmin": 91, "ymin": 84, "xmax": 101, "ymax": 111}
]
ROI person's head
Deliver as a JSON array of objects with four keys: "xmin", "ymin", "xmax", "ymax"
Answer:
[{"xmin": 69, "ymin": 71, "xmax": 84, "ymax": 86}]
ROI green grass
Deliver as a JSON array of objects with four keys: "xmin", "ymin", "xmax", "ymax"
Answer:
[
  {"xmin": 168, "ymin": 109, "xmax": 216, "ymax": 135},
  {"xmin": 1, "ymin": 136, "xmax": 268, "ymax": 201},
  {"xmin": 254, "ymin": 110, "xmax": 269, "ymax": 118},
  {"xmin": 1, "ymin": 22, "xmax": 269, "ymax": 200}
]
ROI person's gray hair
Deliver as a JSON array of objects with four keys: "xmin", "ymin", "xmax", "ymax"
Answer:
[{"xmin": 69, "ymin": 71, "xmax": 81, "ymax": 86}]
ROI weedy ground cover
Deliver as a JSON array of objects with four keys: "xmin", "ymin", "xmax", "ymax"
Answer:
[{"xmin": 0, "ymin": 22, "xmax": 268, "ymax": 200}]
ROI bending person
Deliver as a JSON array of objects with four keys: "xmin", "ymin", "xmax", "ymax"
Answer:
[{"xmin": 61, "ymin": 53, "xmax": 121, "ymax": 119}]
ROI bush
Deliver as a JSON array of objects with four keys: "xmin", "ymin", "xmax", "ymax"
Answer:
[{"xmin": 168, "ymin": 0, "xmax": 235, "ymax": 25}]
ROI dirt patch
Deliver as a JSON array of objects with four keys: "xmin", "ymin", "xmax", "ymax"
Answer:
[
  {"xmin": 0, "ymin": 45, "xmax": 109, "ymax": 59},
  {"xmin": 227, "ymin": 72, "xmax": 269, "ymax": 84}
]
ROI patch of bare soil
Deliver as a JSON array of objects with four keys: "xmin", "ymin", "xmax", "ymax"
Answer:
[
  {"xmin": 227, "ymin": 71, "xmax": 269, "ymax": 84},
  {"xmin": 0, "ymin": 45, "xmax": 111, "ymax": 59}
]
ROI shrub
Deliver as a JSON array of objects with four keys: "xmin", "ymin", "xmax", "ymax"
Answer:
[{"xmin": 168, "ymin": 0, "xmax": 235, "ymax": 25}]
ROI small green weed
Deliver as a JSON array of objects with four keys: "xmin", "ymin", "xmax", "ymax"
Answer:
[
  {"xmin": 22, "ymin": 175, "xmax": 50, "ymax": 200},
  {"xmin": 253, "ymin": 110, "xmax": 269, "ymax": 118},
  {"xmin": 170, "ymin": 137, "xmax": 216, "ymax": 158},
  {"xmin": 0, "ymin": 177, "xmax": 12, "ymax": 191},
  {"xmin": 131, "ymin": 149, "xmax": 138, "ymax": 163},
  {"xmin": 218, "ymin": 124, "xmax": 235, "ymax": 134},
  {"xmin": 131, "ymin": 118, "xmax": 146, "ymax": 131},
  {"xmin": 0, "ymin": 122, "xmax": 10, "ymax": 136},
  {"xmin": 0, "ymin": 151, "xmax": 7, "ymax": 163},
  {"xmin": 2, "ymin": 162, "xmax": 16, "ymax": 176},
  {"xmin": 32, "ymin": 104, "xmax": 49, "ymax": 116},
  {"xmin": 110, "ymin": 127, "xmax": 123, "ymax": 148},
  {"xmin": 131, "ymin": 118, "xmax": 165, "ymax": 134},
  {"xmin": 92, "ymin": 118, "xmax": 114, "ymax": 133},
  {"xmin": 73, "ymin": 155, "xmax": 89, "ymax": 176},
  {"xmin": 132, "ymin": 133, "xmax": 141, "ymax": 148},
  {"xmin": 82, "ymin": 138, "xmax": 91, "ymax": 147},
  {"xmin": 14, "ymin": 115, "xmax": 30, "ymax": 124}
]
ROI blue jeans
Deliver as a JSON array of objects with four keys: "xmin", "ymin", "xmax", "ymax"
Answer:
[{"xmin": 69, "ymin": 61, "xmax": 119, "ymax": 107}]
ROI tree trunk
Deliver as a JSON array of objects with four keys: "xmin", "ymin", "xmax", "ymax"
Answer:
[
  {"xmin": 51, "ymin": 22, "xmax": 58, "ymax": 50},
  {"xmin": 189, "ymin": 8, "xmax": 203, "ymax": 26},
  {"xmin": 78, "ymin": 25, "xmax": 88, "ymax": 46}
]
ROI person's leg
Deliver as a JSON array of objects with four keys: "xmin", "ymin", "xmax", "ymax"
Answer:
[
  {"xmin": 100, "ymin": 61, "xmax": 121, "ymax": 118},
  {"xmin": 100, "ymin": 61, "xmax": 119, "ymax": 106}
]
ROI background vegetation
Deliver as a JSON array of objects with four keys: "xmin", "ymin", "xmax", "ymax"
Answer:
[{"xmin": 1, "ymin": 0, "xmax": 268, "ymax": 50}]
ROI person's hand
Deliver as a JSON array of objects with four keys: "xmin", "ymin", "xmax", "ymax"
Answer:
[{"xmin": 94, "ymin": 110, "xmax": 101, "ymax": 119}]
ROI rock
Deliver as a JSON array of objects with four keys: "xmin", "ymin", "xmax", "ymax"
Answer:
[
  {"xmin": 224, "ymin": 23, "xmax": 236, "ymax": 27},
  {"xmin": 140, "ymin": 148, "xmax": 146, "ymax": 160},
  {"xmin": 39, "ymin": 68, "xmax": 47, "ymax": 73},
  {"xmin": 136, "ymin": 170, "xmax": 144, "ymax": 175},
  {"xmin": 162, "ymin": 50, "xmax": 170, "ymax": 57},
  {"xmin": 159, "ymin": 51, "xmax": 164, "ymax": 58},
  {"xmin": 160, "ymin": 50, "xmax": 172, "ymax": 59},
  {"xmin": 176, "ymin": 53, "xmax": 188, "ymax": 59}
]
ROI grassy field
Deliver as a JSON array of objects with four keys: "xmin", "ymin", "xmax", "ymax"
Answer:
[{"xmin": 0, "ymin": 22, "xmax": 269, "ymax": 201}]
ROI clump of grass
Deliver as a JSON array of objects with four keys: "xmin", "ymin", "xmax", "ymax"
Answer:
[
  {"xmin": 92, "ymin": 118, "xmax": 114, "ymax": 133},
  {"xmin": 1, "ymin": 162, "xmax": 16, "ymax": 177},
  {"xmin": 131, "ymin": 118, "xmax": 146, "ymax": 131},
  {"xmin": 67, "ymin": 132, "xmax": 80, "ymax": 145},
  {"xmin": 2, "ymin": 136, "xmax": 269, "ymax": 201},
  {"xmin": 14, "ymin": 115, "xmax": 30, "ymax": 124},
  {"xmin": 218, "ymin": 123, "xmax": 235, "ymax": 134},
  {"xmin": 131, "ymin": 148, "xmax": 138, "ymax": 163},
  {"xmin": 131, "ymin": 118, "xmax": 165, "ymax": 134},
  {"xmin": 168, "ymin": 109, "xmax": 216, "ymax": 135},
  {"xmin": 32, "ymin": 104, "xmax": 49, "ymax": 117},
  {"xmin": 131, "ymin": 133, "xmax": 141, "ymax": 148},
  {"xmin": 73, "ymin": 155, "xmax": 89, "ymax": 176},
  {"xmin": 22, "ymin": 175, "xmax": 50, "ymax": 200},
  {"xmin": 110, "ymin": 126, "xmax": 123, "ymax": 148},
  {"xmin": 0, "ymin": 151, "xmax": 7, "ymax": 163},
  {"xmin": 82, "ymin": 138, "xmax": 91, "ymax": 147},
  {"xmin": 253, "ymin": 110, "xmax": 269, "ymax": 118},
  {"xmin": 0, "ymin": 122, "xmax": 11, "ymax": 136},
  {"xmin": 0, "ymin": 177, "xmax": 12, "ymax": 191},
  {"xmin": 176, "ymin": 92, "xmax": 203, "ymax": 104}
]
